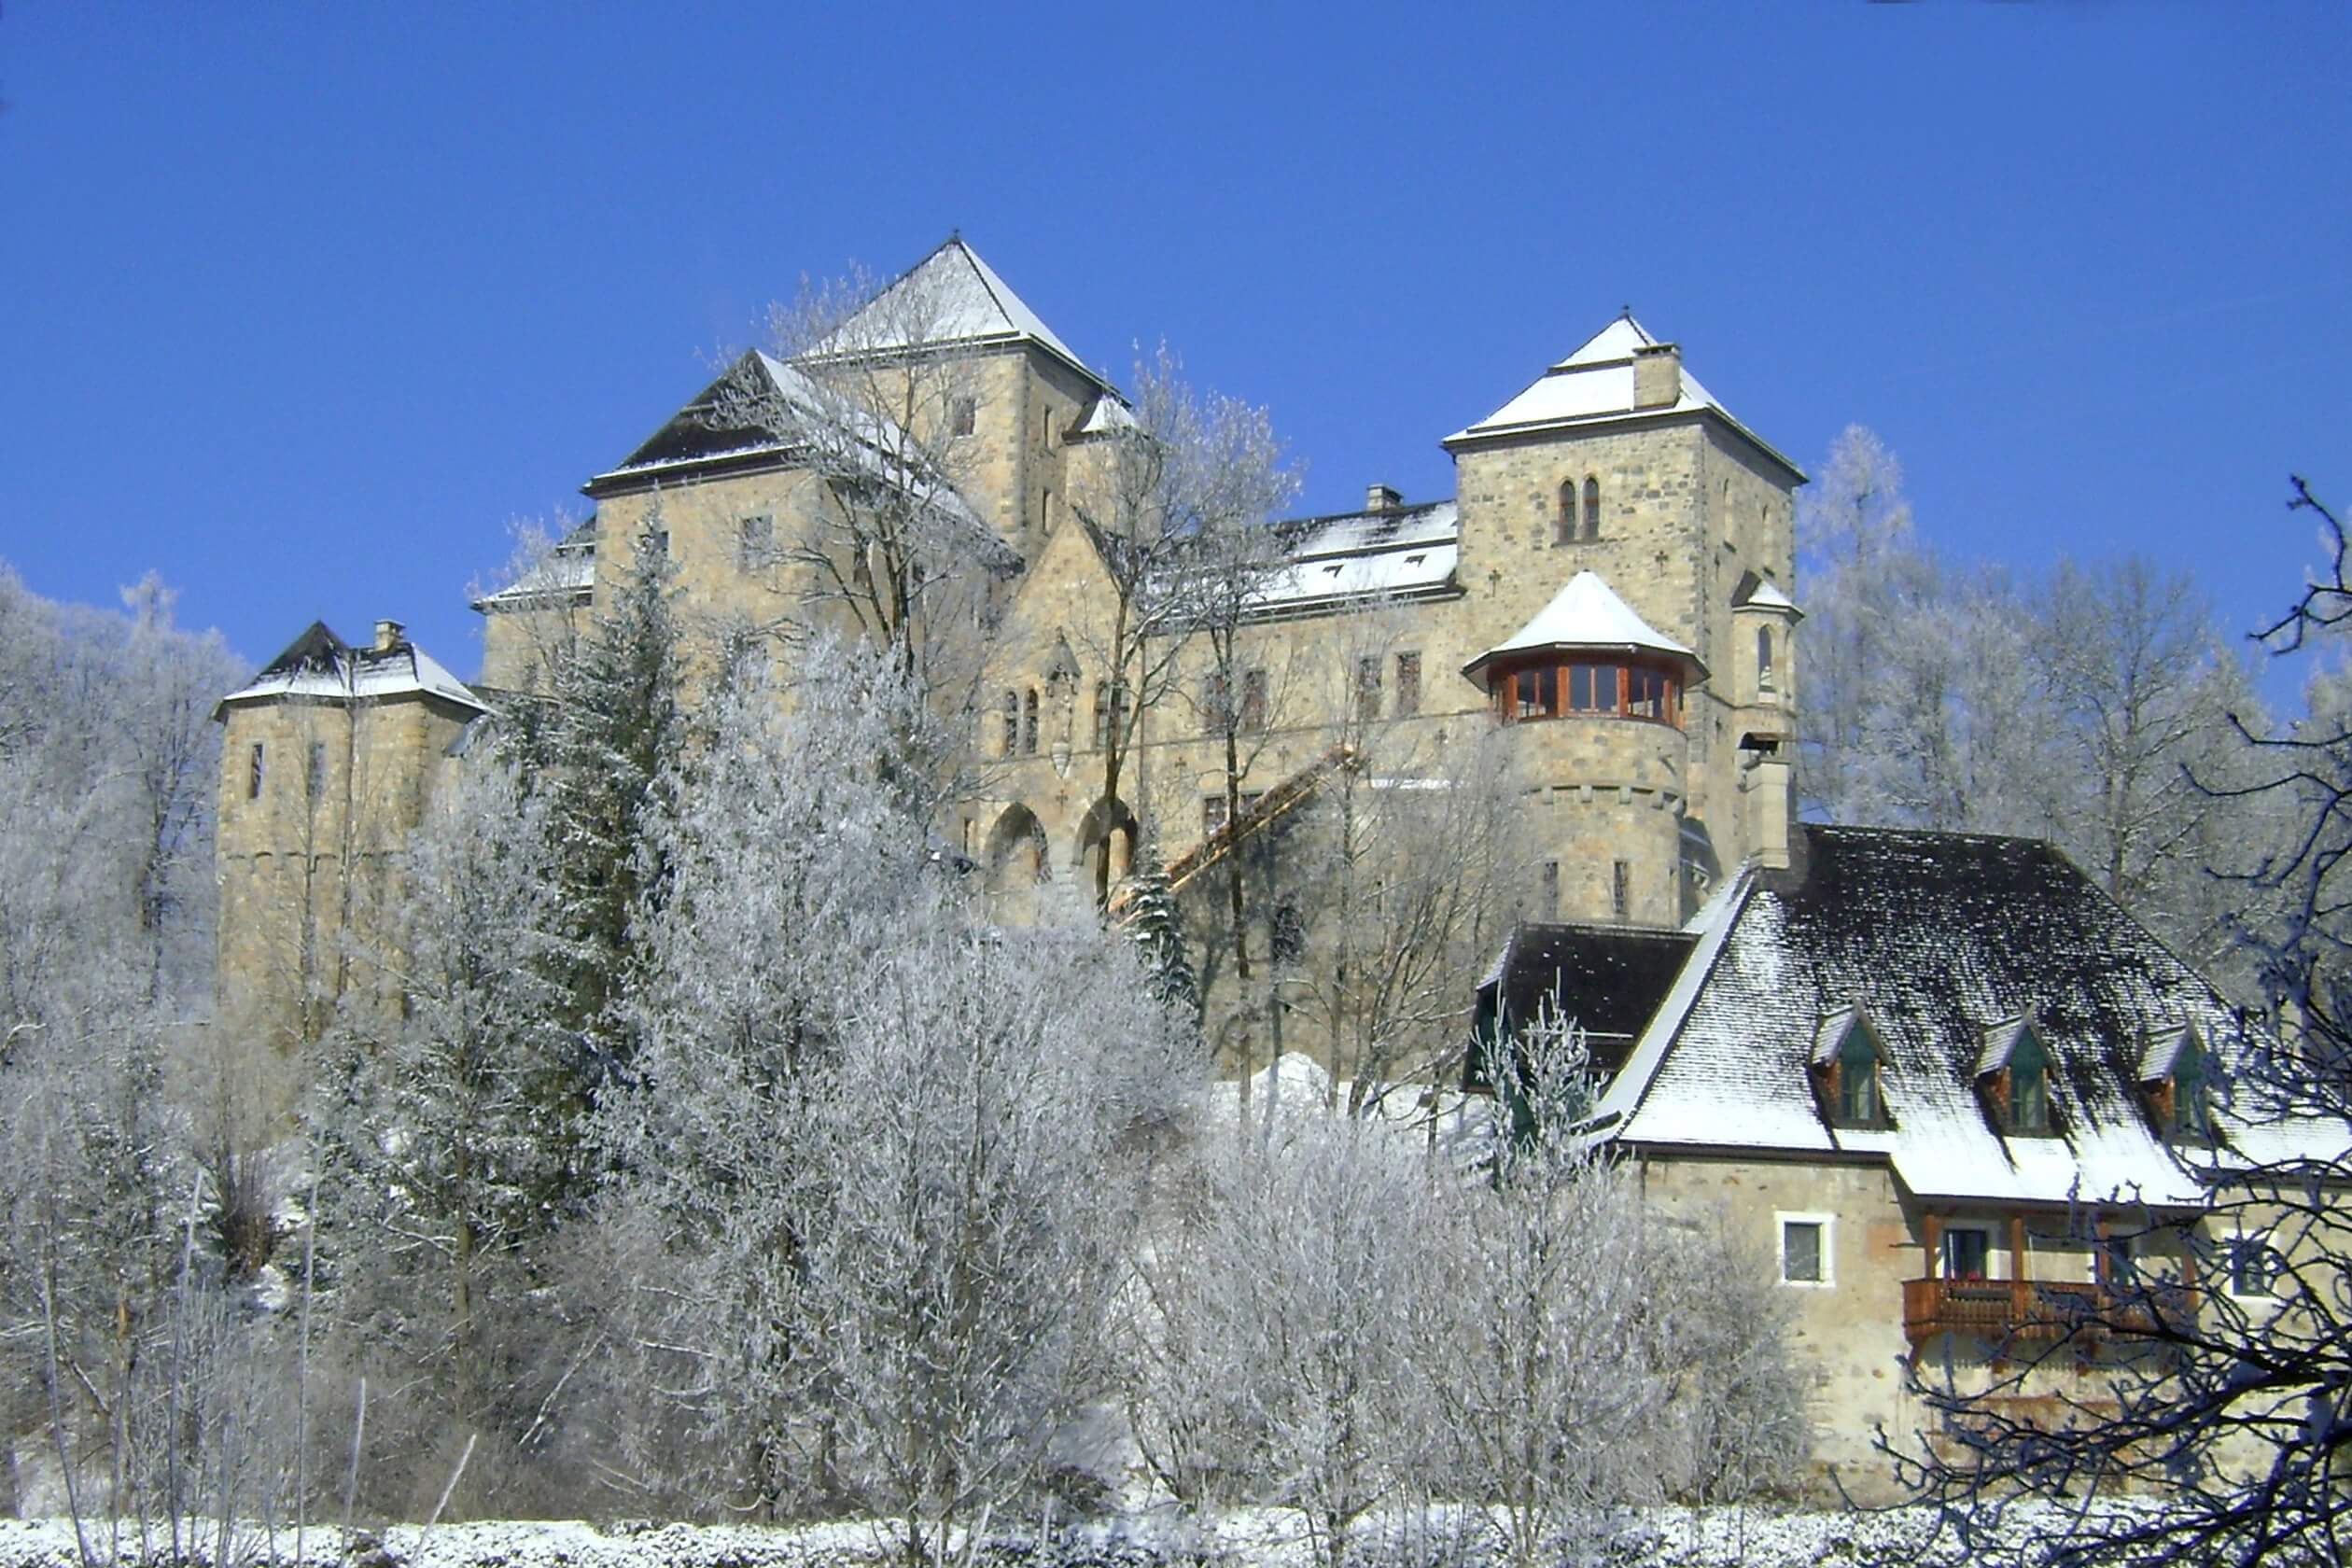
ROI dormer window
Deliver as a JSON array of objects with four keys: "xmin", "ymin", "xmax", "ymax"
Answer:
[
  {"xmin": 1977, "ymin": 1017, "xmax": 2055, "ymax": 1137},
  {"xmin": 2140, "ymin": 1025, "xmax": 2213, "ymax": 1141},
  {"xmin": 1839, "ymin": 1028, "xmax": 1882, "ymax": 1124},
  {"xmin": 1812, "ymin": 1007, "xmax": 1892, "ymax": 1129}
]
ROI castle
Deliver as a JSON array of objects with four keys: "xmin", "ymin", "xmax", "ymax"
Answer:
[
  {"xmin": 213, "ymin": 235, "xmax": 1805, "ymax": 1069},
  {"xmin": 215, "ymin": 240, "xmax": 2330, "ymax": 1481}
]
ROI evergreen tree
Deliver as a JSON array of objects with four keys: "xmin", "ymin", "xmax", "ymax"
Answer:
[
  {"xmin": 1121, "ymin": 853, "xmax": 1200, "ymax": 1020},
  {"xmin": 545, "ymin": 519, "xmax": 686, "ymax": 1089}
]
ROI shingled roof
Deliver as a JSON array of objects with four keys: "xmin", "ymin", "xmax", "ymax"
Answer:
[{"xmin": 1482, "ymin": 825, "xmax": 2343, "ymax": 1208}]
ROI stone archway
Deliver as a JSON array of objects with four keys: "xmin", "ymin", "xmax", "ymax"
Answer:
[
  {"xmin": 1076, "ymin": 795, "xmax": 1140, "ymax": 903},
  {"xmin": 984, "ymin": 803, "xmax": 1051, "ymax": 922}
]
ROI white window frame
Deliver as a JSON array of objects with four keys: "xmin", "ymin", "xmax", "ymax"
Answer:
[{"xmin": 1776, "ymin": 1211, "xmax": 1836, "ymax": 1288}]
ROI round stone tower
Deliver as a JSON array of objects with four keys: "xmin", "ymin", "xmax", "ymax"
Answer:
[{"xmin": 1462, "ymin": 570, "xmax": 1705, "ymax": 927}]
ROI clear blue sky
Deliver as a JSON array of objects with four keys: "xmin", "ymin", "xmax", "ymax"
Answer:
[{"xmin": 1, "ymin": 4, "xmax": 2345, "ymax": 690}]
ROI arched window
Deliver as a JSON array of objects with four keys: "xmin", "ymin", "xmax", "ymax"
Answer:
[
  {"xmin": 1555, "ymin": 482, "xmax": 1576, "ymax": 547},
  {"xmin": 1581, "ymin": 477, "xmax": 1602, "ymax": 540},
  {"xmin": 1001, "ymin": 692, "xmax": 1019, "ymax": 758},
  {"xmin": 1022, "ymin": 689, "xmax": 1040, "ymax": 755},
  {"xmin": 1757, "ymin": 627, "xmax": 1775, "ymax": 692}
]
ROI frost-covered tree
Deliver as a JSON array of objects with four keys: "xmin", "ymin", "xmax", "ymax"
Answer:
[
  {"xmin": 1121, "ymin": 852, "xmax": 1199, "ymax": 1020},
  {"xmin": 1126, "ymin": 1114, "xmax": 1454, "ymax": 1568},
  {"xmin": 1070, "ymin": 345, "xmax": 1297, "ymax": 906},
  {"xmin": 595, "ymin": 635, "xmax": 1193, "ymax": 1541},
  {"xmin": 312, "ymin": 742, "xmax": 581, "ymax": 1462}
]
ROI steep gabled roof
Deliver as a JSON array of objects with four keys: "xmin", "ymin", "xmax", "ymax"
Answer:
[
  {"xmin": 1463, "ymin": 569, "xmax": 1700, "ymax": 681},
  {"xmin": 216, "ymin": 622, "xmax": 488, "ymax": 719},
  {"xmin": 1446, "ymin": 314, "xmax": 1803, "ymax": 482},
  {"xmin": 1557, "ymin": 825, "xmax": 2345, "ymax": 1207},
  {"xmin": 807, "ymin": 236, "xmax": 1103, "ymax": 388}
]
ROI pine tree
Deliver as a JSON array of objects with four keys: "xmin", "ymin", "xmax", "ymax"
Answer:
[
  {"xmin": 1121, "ymin": 854, "xmax": 1199, "ymax": 1020},
  {"xmin": 545, "ymin": 519, "xmax": 686, "ymax": 1089}
]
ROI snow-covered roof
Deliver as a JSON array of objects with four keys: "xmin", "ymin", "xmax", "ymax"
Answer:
[
  {"xmin": 1463, "ymin": 569, "xmax": 1699, "ymax": 680},
  {"xmin": 473, "ymin": 517, "xmax": 597, "ymax": 612},
  {"xmin": 1976, "ymin": 1016, "xmax": 2038, "ymax": 1077},
  {"xmin": 1735, "ymin": 573, "xmax": 1800, "ymax": 614},
  {"xmin": 217, "ymin": 622, "xmax": 489, "ymax": 718},
  {"xmin": 1071, "ymin": 390, "xmax": 1139, "ymax": 438},
  {"xmin": 2139, "ymin": 1023, "xmax": 2200, "ymax": 1083},
  {"xmin": 1248, "ymin": 499, "xmax": 1461, "ymax": 617},
  {"xmin": 1542, "ymin": 825, "xmax": 2347, "ymax": 1209},
  {"xmin": 588, "ymin": 352, "xmax": 992, "ymax": 542},
  {"xmin": 1446, "ymin": 315, "xmax": 1803, "ymax": 481},
  {"xmin": 805, "ymin": 237, "xmax": 1102, "ymax": 387}
]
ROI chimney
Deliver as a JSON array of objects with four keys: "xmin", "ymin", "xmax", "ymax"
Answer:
[
  {"xmin": 1365, "ymin": 483, "xmax": 1403, "ymax": 512},
  {"xmin": 372, "ymin": 619, "xmax": 405, "ymax": 652},
  {"xmin": 1742, "ymin": 742, "xmax": 1794, "ymax": 871},
  {"xmin": 1631, "ymin": 343, "xmax": 1682, "ymax": 411}
]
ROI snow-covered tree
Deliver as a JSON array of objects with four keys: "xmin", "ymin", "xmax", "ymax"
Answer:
[
  {"xmin": 311, "ymin": 742, "xmax": 581, "ymax": 1458},
  {"xmin": 595, "ymin": 634, "xmax": 1194, "ymax": 1540}
]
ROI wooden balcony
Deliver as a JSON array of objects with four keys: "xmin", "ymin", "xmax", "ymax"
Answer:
[{"xmin": 1903, "ymin": 1277, "xmax": 2187, "ymax": 1346}]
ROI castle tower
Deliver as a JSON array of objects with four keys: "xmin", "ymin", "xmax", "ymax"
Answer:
[
  {"xmin": 1444, "ymin": 314, "xmax": 1805, "ymax": 919},
  {"xmin": 213, "ymin": 619, "xmax": 487, "ymax": 1048},
  {"xmin": 1462, "ymin": 572, "xmax": 1703, "ymax": 926}
]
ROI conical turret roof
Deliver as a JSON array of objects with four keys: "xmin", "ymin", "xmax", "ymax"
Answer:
[{"xmin": 1463, "ymin": 570, "xmax": 1703, "ymax": 683}]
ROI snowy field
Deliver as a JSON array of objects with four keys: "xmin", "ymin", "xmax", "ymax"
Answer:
[{"xmin": 0, "ymin": 1500, "xmax": 2178, "ymax": 1568}]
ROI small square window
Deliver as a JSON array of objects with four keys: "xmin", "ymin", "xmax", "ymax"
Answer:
[{"xmin": 1778, "ymin": 1213, "xmax": 1832, "ymax": 1286}]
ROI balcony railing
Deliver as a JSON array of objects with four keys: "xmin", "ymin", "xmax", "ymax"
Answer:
[{"xmin": 1903, "ymin": 1277, "xmax": 2188, "ymax": 1345}]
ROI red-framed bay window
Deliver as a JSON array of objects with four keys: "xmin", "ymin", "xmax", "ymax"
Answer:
[{"xmin": 1492, "ymin": 656, "xmax": 1683, "ymax": 729}]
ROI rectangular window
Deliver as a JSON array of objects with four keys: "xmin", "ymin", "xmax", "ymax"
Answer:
[
  {"xmin": 1779, "ymin": 1217, "xmax": 1828, "ymax": 1285},
  {"xmin": 737, "ymin": 513, "xmax": 774, "ymax": 573},
  {"xmin": 247, "ymin": 743, "xmax": 265, "ymax": 800},
  {"xmin": 1022, "ymin": 690, "xmax": 1039, "ymax": 756},
  {"xmin": 1395, "ymin": 651, "xmax": 1421, "ymax": 716},
  {"xmin": 1042, "ymin": 487, "xmax": 1054, "ymax": 536},
  {"xmin": 1627, "ymin": 666, "xmax": 1667, "ymax": 720},
  {"xmin": 1568, "ymin": 662, "xmax": 1621, "ymax": 714},
  {"xmin": 1541, "ymin": 861, "xmax": 1560, "ymax": 921},
  {"xmin": 2098, "ymin": 1231, "xmax": 2135, "ymax": 1290},
  {"xmin": 1611, "ymin": 860, "xmax": 1631, "ymax": 921},
  {"xmin": 1203, "ymin": 671, "xmax": 1228, "ymax": 731},
  {"xmin": 1203, "ymin": 795, "xmax": 1229, "ymax": 835},
  {"xmin": 1091, "ymin": 680, "xmax": 1129, "ymax": 752},
  {"xmin": 950, "ymin": 396, "xmax": 976, "ymax": 438},
  {"xmin": 1355, "ymin": 656, "xmax": 1381, "ymax": 722},
  {"xmin": 1239, "ymin": 668, "xmax": 1268, "ymax": 733},
  {"xmin": 1516, "ymin": 666, "xmax": 1558, "ymax": 720},
  {"xmin": 1941, "ymin": 1226, "xmax": 1992, "ymax": 1281},
  {"xmin": 2228, "ymin": 1235, "xmax": 2278, "ymax": 1298},
  {"xmin": 306, "ymin": 741, "xmax": 327, "ymax": 798}
]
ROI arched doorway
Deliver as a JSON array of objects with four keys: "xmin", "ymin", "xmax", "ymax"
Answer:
[
  {"xmin": 1076, "ymin": 795, "xmax": 1140, "ymax": 903},
  {"xmin": 984, "ymin": 804, "xmax": 1051, "ymax": 922}
]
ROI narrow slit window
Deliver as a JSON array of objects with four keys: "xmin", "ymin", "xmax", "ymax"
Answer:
[
  {"xmin": 1022, "ymin": 689, "xmax": 1040, "ymax": 755},
  {"xmin": 1582, "ymin": 476, "xmax": 1602, "ymax": 540},
  {"xmin": 306, "ymin": 741, "xmax": 327, "ymax": 798},
  {"xmin": 1395, "ymin": 652, "xmax": 1421, "ymax": 716},
  {"xmin": 247, "ymin": 742, "xmax": 265, "ymax": 800},
  {"xmin": 1555, "ymin": 481, "xmax": 1576, "ymax": 546},
  {"xmin": 1757, "ymin": 626, "xmax": 1776, "ymax": 691},
  {"xmin": 1611, "ymin": 860, "xmax": 1631, "ymax": 921}
]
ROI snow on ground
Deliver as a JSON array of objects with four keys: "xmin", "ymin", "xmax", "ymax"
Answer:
[{"xmin": 0, "ymin": 1499, "xmax": 2179, "ymax": 1568}]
